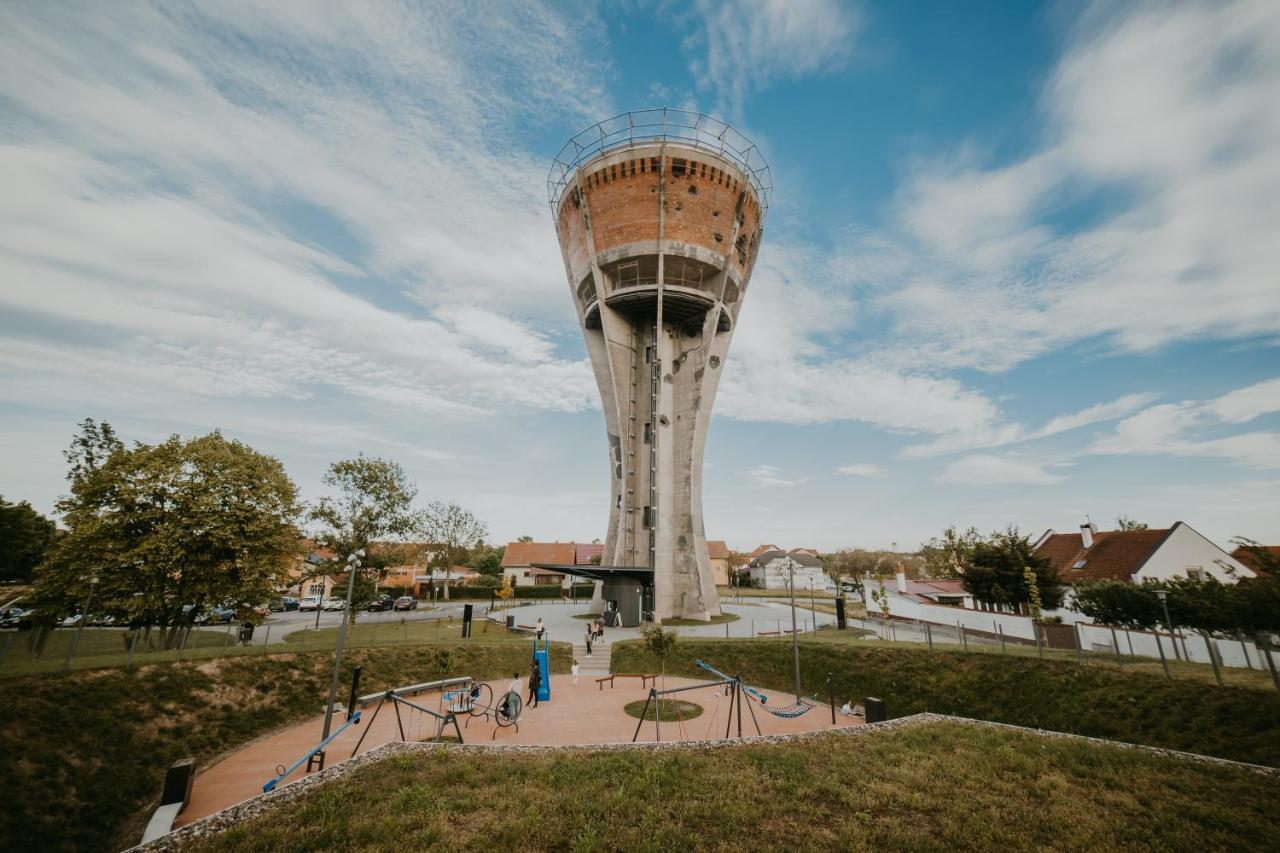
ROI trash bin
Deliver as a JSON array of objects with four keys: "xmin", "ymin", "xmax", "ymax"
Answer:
[
  {"xmin": 603, "ymin": 610, "xmax": 620, "ymax": 628},
  {"xmin": 239, "ymin": 623, "xmax": 255, "ymax": 645}
]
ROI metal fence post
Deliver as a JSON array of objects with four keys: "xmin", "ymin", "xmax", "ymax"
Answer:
[
  {"xmin": 1238, "ymin": 632, "xmax": 1253, "ymax": 669},
  {"xmin": 998, "ymin": 624, "xmax": 1006, "ymax": 655},
  {"xmin": 1073, "ymin": 622, "xmax": 1082, "ymax": 664},
  {"xmin": 1206, "ymin": 637, "xmax": 1223, "ymax": 686},
  {"xmin": 1109, "ymin": 627, "xmax": 1123, "ymax": 667},
  {"xmin": 957, "ymin": 622, "xmax": 968, "ymax": 652},
  {"xmin": 261, "ymin": 624, "xmax": 271, "ymax": 655},
  {"xmin": 1259, "ymin": 635, "xmax": 1279, "ymax": 693},
  {"xmin": 222, "ymin": 622, "xmax": 233, "ymax": 653},
  {"xmin": 925, "ymin": 622, "xmax": 933, "ymax": 651},
  {"xmin": 127, "ymin": 629, "xmax": 139, "ymax": 671},
  {"xmin": 1035, "ymin": 624, "xmax": 1043, "ymax": 659},
  {"xmin": 403, "ymin": 619, "xmax": 409, "ymax": 647},
  {"xmin": 1154, "ymin": 631, "xmax": 1170, "ymax": 679},
  {"xmin": 0, "ymin": 632, "xmax": 12, "ymax": 671}
]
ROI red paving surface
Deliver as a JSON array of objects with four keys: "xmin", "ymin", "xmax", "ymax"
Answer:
[{"xmin": 177, "ymin": 674, "xmax": 859, "ymax": 826}]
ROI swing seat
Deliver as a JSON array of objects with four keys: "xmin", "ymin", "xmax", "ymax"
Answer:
[{"xmin": 761, "ymin": 699, "xmax": 816, "ymax": 719}]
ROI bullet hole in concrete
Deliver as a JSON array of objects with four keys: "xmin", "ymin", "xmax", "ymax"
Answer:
[
  {"xmin": 694, "ymin": 367, "xmax": 705, "ymax": 382},
  {"xmin": 723, "ymin": 281, "xmax": 739, "ymax": 304},
  {"xmin": 735, "ymin": 190, "xmax": 746, "ymax": 216},
  {"xmin": 615, "ymin": 464, "xmax": 622, "ymax": 479},
  {"xmin": 735, "ymin": 234, "xmax": 745, "ymax": 252},
  {"xmin": 672, "ymin": 359, "xmax": 681, "ymax": 374},
  {"xmin": 570, "ymin": 188, "xmax": 581, "ymax": 209},
  {"xmin": 712, "ymin": 209, "xmax": 720, "ymax": 217},
  {"xmin": 709, "ymin": 355, "xmax": 721, "ymax": 368},
  {"xmin": 674, "ymin": 201, "xmax": 683, "ymax": 211},
  {"xmin": 688, "ymin": 184, "xmax": 698, "ymax": 195},
  {"xmin": 677, "ymin": 535, "xmax": 688, "ymax": 548},
  {"xmin": 663, "ymin": 373, "xmax": 673, "ymax": 383},
  {"xmin": 659, "ymin": 415, "xmax": 669, "ymax": 426},
  {"xmin": 714, "ymin": 232, "xmax": 723, "ymax": 243}
]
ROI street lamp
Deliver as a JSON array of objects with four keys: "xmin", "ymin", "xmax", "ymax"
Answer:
[
  {"xmin": 1154, "ymin": 589, "xmax": 1181, "ymax": 662},
  {"xmin": 319, "ymin": 549, "xmax": 364, "ymax": 766},
  {"xmin": 63, "ymin": 574, "xmax": 99, "ymax": 674},
  {"xmin": 783, "ymin": 557, "xmax": 802, "ymax": 702}
]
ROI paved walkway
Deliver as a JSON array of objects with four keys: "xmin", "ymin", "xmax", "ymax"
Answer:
[{"xmin": 176, "ymin": 673, "xmax": 858, "ymax": 827}]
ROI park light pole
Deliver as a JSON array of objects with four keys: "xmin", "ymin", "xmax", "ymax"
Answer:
[
  {"xmin": 1155, "ymin": 589, "xmax": 1182, "ymax": 662},
  {"xmin": 321, "ymin": 549, "xmax": 364, "ymax": 754},
  {"xmin": 784, "ymin": 557, "xmax": 802, "ymax": 702},
  {"xmin": 63, "ymin": 573, "xmax": 98, "ymax": 673}
]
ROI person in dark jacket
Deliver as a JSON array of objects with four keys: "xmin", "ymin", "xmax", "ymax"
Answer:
[{"xmin": 527, "ymin": 659, "xmax": 542, "ymax": 708}]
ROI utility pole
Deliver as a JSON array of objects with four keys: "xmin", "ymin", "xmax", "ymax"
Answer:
[
  {"xmin": 787, "ymin": 558, "xmax": 801, "ymax": 702},
  {"xmin": 1155, "ymin": 589, "xmax": 1181, "ymax": 662},
  {"xmin": 318, "ymin": 549, "xmax": 364, "ymax": 768}
]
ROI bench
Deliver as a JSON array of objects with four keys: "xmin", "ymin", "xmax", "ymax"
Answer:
[
  {"xmin": 596, "ymin": 673, "xmax": 658, "ymax": 690},
  {"xmin": 756, "ymin": 629, "xmax": 801, "ymax": 637},
  {"xmin": 139, "ymin": 757, "xmax": 195, "ymax": 843}
]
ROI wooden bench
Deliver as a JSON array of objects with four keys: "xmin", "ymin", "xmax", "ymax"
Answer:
[
  {"xmin": 757, "ymin": 629, "xmax": 801, "ymax": 637},
  {"xmin": 596, "ymin": 673, "xmax": 658, "ymax": 690}
]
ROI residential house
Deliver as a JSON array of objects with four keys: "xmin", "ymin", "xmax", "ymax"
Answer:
[
  {"xmin": 501, "ymin": 541, "xmax": 578, "ymax": 587},
  {"xmin": 286, "ymin": 539, "xmax": 340, "ymax": 599},
  {"xmin": 747, "ymin": 543, "xmax": 782, "ymax": 559},
  {"xmin": 575, "ymin": 542, "xmax": 604, "ymax": 566},
  {"xmin": 1034, "ymin": 522, "xmax": 1255, "ymax": 587},
  {"xmin": 707, "ymin": 540, "xmax": 731, "ymax": 586},
  {"xmin": 1231, "ymin": 544, "xmax": 1279, "ymax": 574},
  {"xmin": 747, "ymin": 548, "xmax": 826, "ymax": 590}
]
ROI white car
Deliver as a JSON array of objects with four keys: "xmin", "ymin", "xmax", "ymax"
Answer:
[
  {"xmin": 60, "ymin": 614, "xmax": 83, "ymax": 627},
  {"xmin": 322, "ymin": 598, "xmax": 346, "ymax": 611},
  {"xmin": 297, "ymin": 596, "xmax": 322, "ymax": 612}
]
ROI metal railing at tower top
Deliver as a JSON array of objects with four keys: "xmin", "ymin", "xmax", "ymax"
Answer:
[{"xmin": 547, "ymin": 107, "xmax": 772, "ymax": 213}]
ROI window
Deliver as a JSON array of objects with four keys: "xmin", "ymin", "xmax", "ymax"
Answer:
[
  {"xmin": 1186, "ymin": 567, "xmax": 1205, "ymax": 580},
  {"xmin": 1072, "ymin": 560, "xmax": 1087, "ymax": 570},
  {"xmin": 308, "ymin": 583, "xmax": 324, "ymax": 596},
  {"xmin": 644, "ymin": 421, "xmax": 652, "ymax": 444}
]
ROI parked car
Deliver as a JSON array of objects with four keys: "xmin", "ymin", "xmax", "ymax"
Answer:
[
  {"xmin": 86, "ymin": 614, "xmax": 116, "ymax": 627},
  {"xmin": 0, "ymin": 607, "xmax": 33, "ymax": 629},
  {"xmin": 393, "ymin": 596, "xmax": 418, "ymax": 611},
  {"xmin": 60, "ymin": 614, "xmax": 83, "ymax": 628},
  {"xmin": 270, "ymin": 596, "xmax": 300, "ymax": 612},
  {"xmin": 366, "ymin": 594, "xmax": 394, "ymax": 612},
  {"xmin": 322, "ymin": 598, "xmax": 346, "ymax": 611},
  {"xmin": 298, "ymin": 596, "xmax": 322, "ymax": 612}
]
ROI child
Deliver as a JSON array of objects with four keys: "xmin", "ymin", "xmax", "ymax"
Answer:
[{"xmin": 571, "ymin": 659, "xmax": 580, "ymax": 686}]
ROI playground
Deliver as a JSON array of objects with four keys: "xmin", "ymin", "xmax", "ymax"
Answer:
[{"xmin": 174, "ymin": 657, "xmax": 859, "ymax": 828}]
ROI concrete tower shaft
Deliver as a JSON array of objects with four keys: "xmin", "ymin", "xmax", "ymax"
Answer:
[{"xmin": 549, "ymin": 109, "xmax": 770, "ymax": 622}]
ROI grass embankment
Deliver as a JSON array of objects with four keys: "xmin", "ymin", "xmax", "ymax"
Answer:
[
  {"xmin": 190, "ymin": 721, "xmax": 1280, "ymax": 852},
  {"xmin": 0, "ymin": 638, "xmax": 570, "ymax": 853},
  {"xmin": 614, "ymin": 639, "xmax": 1280, "ymax": 766}
]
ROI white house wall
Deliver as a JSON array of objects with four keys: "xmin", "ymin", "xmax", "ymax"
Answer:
[{"xmin": 1133, "ymin": 523, "xmax": 1254, "ymax": 583}]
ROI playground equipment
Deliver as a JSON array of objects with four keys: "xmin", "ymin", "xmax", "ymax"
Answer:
[
  {"xmin": 696, "ymin": 659, "xmax": 833, "ymax": 719},
  {"xmin": 263, "ymin": 711, "xmax": 362, "ymax": 792},
  {"xmin": 631, "ymin": 661, "xmax": 762, "ymax": 743},
  {"xmin": 348, "ymin": 676, "xmax": 472, "ymax": 756},
  {"xmin": 532, "ymin": 635, "xmax": 551, "ymax": 703},
  {"xmin": 442, "ymin": 682, "xmax": 525, "ymax": 739}
]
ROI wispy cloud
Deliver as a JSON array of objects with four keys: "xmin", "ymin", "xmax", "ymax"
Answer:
[
  {"xmin": 937, "ymin": 454, "xmax": 1067, "ymax": 486},
  {"xmin": 835, "ymin": 463, "xmax": 886, "ymax": 478},
  {"xmin": 746, "ymin": 464, "xmax": 808, "ymax": 487}
]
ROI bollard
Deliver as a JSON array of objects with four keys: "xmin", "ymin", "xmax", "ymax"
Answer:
[{"xmin": 725, "ymin": 621, "xmax": 730, "ymax": 639}]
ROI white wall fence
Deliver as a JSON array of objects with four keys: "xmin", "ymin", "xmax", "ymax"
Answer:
[{"xmin": 866, "ymin": 580, "xmax": 1275, "ymax": 672}]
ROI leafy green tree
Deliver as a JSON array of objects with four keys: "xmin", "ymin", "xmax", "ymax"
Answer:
[
  {"xmin": 470, "ymin": 545, "xmax": 504, "ymax": 577},
  {"xmin": 0, "ymin": 497, "xmax": 57, "ymax": 583},
  {"xmin": 309, "ymin": 456, "xmax": 420, "ymax": 619},
  {"xmin": 963, "ymin": 528, "xmax": 1064, "ymax": 612},
  {"xmin": 417, "ymin": 501, "xmax": 487, "ymax": 601},
  {"xmin": 36, "ymin": 427, "xmax": 301, "ymax": 648},
  {"xmin": 1071, "ymin": 580, "xmax": 1161, "ymax": 629},
  {"xmin": 920, "ymin": 526, "xmax": 982, "ymax": 578}
]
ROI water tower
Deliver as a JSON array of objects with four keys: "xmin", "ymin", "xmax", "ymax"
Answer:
[{"xmin": 548, "ymin": 109, "xmax": 770, "ymax": 621}]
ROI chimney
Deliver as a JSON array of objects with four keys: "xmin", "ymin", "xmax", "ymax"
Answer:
[
  {"xmin": 895, "ymin": 567, "xmax": 907, "ymax": 594},
  {"xmin": 1080, "ymin": 521, "xmax": 1097, "ymax": 549}
]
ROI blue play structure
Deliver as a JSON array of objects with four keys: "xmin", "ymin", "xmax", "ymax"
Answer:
[
  {"xmin": 533, "ymin": 635, "xmax": 551, "ymax": 702},
  {"xmin": 262, "ymin": 711, "xmax": 361, "ymax": 792}
]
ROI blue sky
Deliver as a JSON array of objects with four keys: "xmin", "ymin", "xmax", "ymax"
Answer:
[{"xmin": 1, "ymin": 0, "xmax": 1277, "ymax": 551}]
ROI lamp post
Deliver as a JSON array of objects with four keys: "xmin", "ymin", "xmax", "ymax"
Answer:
[
  {"xmin": 63, "ymin": 574, "xmax": 98, "ymax": 674},
  {"xmin": 319, "ymin": 549, "xmax": 364, "ymax": 764},
  {"xmin": 785, "ymin": 557, "xmax": 802, "ymax": 702},
  {"xmin": 1155, "ymin": 589, "xmax": 1181, "ymax": 662}
]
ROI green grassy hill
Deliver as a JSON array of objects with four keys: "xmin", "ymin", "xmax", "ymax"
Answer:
[
  {"xmin": 0, "ymin": 639, "xmax": 569, "ymax": 852},
  {"xmin": 189, "ymin": 721, "xmax": 1280, "ymax": 852},
  {"xmin": 613, "ymin": 639, "xmax": 1280, "ymax": 766}
]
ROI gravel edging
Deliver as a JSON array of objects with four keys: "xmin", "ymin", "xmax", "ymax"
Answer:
[{"xmin": 128, "ymin": 713, "xmax": 1278, "ymax": 851}]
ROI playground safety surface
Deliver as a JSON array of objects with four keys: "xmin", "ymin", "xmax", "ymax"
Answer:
[{"xmin": 177, "ymin": 674, "xmax": 859, "ymax": 826}]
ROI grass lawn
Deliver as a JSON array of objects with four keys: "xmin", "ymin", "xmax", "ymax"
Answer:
[
  {"xmin": 614, "ymin": 638, "xmax": 1280, "ymax": 767},
  {"xmin": 623, "ymin": 698, "xmax": 704, "ymax": 721},
  {"xmin": 660, "ymin": 612, "xmax": 740, "ymax": 626},
  {"xmin": 0, "ymin": 638, "xmax": 570, "ymax": 852},
  {"xmin": 188, "ymin": 722, "xmax": 1280, "ymax": 852}
]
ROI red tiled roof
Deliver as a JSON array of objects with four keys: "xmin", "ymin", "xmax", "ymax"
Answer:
[
  {"xmin": 1231, "ymin": 545, "xmax": 1280, "ymax": 572},
  {"xmin": 748, "ymin": 543, "xmax": 780, "ymax": 558},
  {"xmin": 575, "ymin": 543, "xmax": 604, "ymax": 565},
  {"xmin": 707, "ymin": 540, "xmax": 730, "ymax": 560},
  {"xmin": 1035, "ymin": 528, "xmax": 1173, "ymax": 583},
  {"xmin": 502, "ymin": 541, "xmax": 577, "ymax": 569},
  {"xmin": 900, "ymin": 578, "xmax": 969, "ymax": 605}
]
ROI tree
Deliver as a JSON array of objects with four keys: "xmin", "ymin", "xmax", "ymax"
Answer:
[
  {"xmin": 1071, "ymin": 580, "xmax": 1161, "ymax": 629},
  {"xmin": 517, "ymin": 535, "xmax": 533, "ymax": 542},
  {"xmin": 919, "ymin": 526, "xmax": 982, "ymax": 578},
  {"xmin": 35, "ymin": 427, "xmax": 301, "ymax": 648},
  {"xmin": 963, "ymin": 528, "xmax": 1064, "ymax": 613},
  {"xmin": 1116, "ymin": 515, "xmax": 1148, "ymax": 531},
  {"xmin": 0, "ymin": 497, "xmax": 57, "ymax": 583},
  {"xmin": 470, "ymin": 545, "xmax": 504, "ymax": 578},
  {"xmin": 309, "ymin": 456, "xmax": 420, "ymax": 619},
  {"xmin": 417, "ymin": 501, "xmax": 488, "ymax": 601}
]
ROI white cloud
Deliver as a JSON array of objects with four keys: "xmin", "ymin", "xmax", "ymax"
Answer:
[
  {"xmin": 835, "ymin": 463, "xmax": 886, "ymax": 478},
  {"xmin": 684, "ymin": 0, "xmax": 862, "ymax": 116},
  {"xmin": 1088, "ymin": 378, "xmax": 1280, "ymax": 469},
  {"xmin": 867, "ymin": 0, "xmax": 1280, "ymax": 372},
  {"xmin": 746, "ymin": 464, "xmax": 806, "ymax": 487},
  {"xmin": 937, "ymin": 455, "xmax": 1066, "ymax": 486}
]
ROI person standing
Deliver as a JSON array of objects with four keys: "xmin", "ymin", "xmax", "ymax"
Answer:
[
  {"xmin": 505, "ymin": 672, "xmax": 522, "ymax": 719},
  {"xmin": 585, "ymin": 626, "xmax": 594, "ymax": 655},
  {"xmin": 527, "ymin": 659, "xmax": 542, "ymax": 708},
  {"xmin": 571, "ymin": 659, "xmax": 580, "ymax": 686},
  {"xmin": 535, "ymin": 617, "xmax": 546, "ymax": 640}
]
